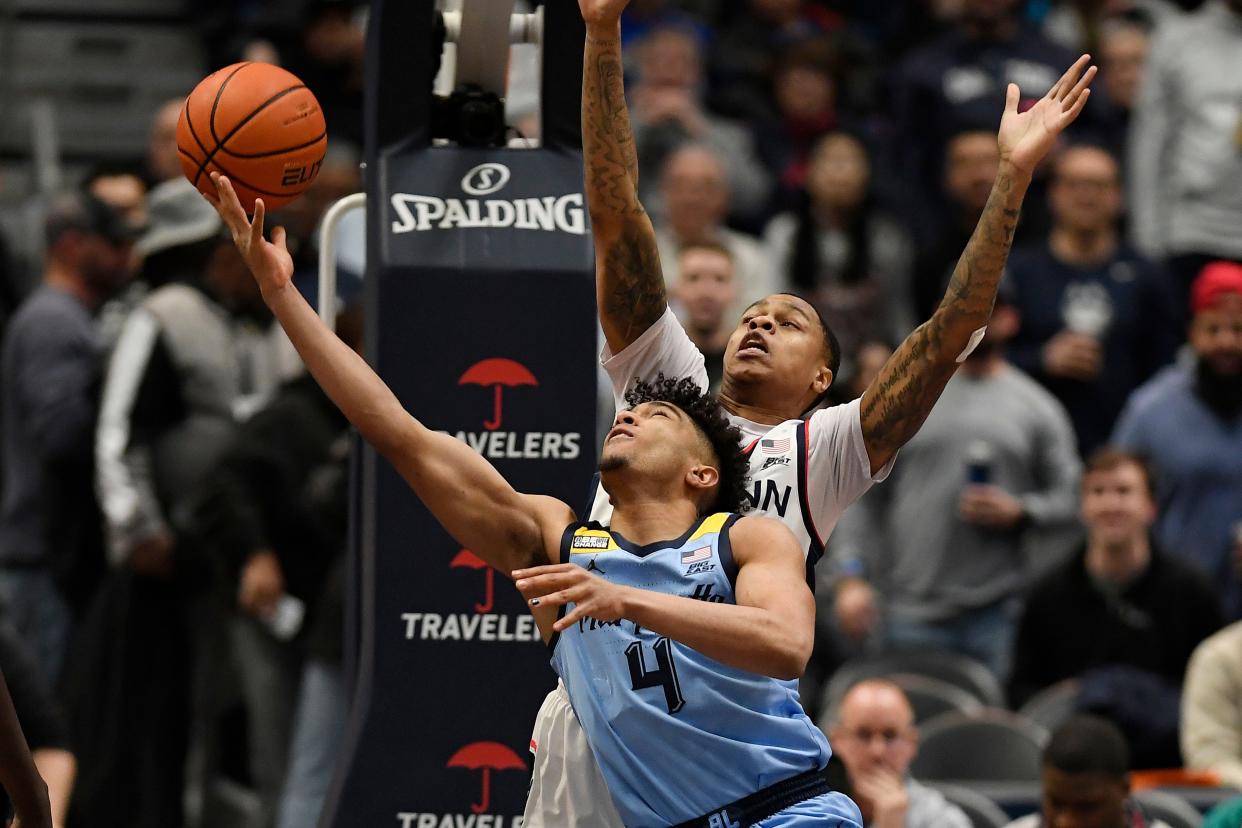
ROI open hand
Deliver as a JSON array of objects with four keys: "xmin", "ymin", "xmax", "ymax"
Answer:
[
  {"xmin": 999, "ymin": 54, "xmax": 1096, "ymax": 176},
  {"xmin": 513, "ymin": 563, "xmax": 630, "ymax": 632},
  {"xmin": 204, "ymin": 172, "xmax": 294, "ymax": 298}
]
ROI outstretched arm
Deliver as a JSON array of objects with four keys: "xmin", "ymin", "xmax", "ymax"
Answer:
[
  {"xmin": 860, "ymin": 55, "xmax": 1096, "ymax": 474},
  {"xmin": 206, "ymin": 174, "xmax": 571, "ymax": 574},
  {"xmin": 0, "ymin": 671, "xmax": 52, "ymax": 828},
  {"xmin": 514, "ymin": 516, "xmax": 814, "ymax": 680},
  {"xmin": 580, "ymin": 0, "xmax": 667, "ymax": 354}
]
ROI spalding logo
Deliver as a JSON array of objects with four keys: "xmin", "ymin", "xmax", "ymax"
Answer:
[{"xmin": 461, "ymin": 163, "xmax": 511, "ymax": 196}]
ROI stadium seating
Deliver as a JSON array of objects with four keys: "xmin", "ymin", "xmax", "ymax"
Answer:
[
  {"xmin": 929, "ymin": 782, "xmax": 1013, "ymax": 828},
  {"xmin": 909, "ymin": 710, "xmax": 1049, "ymax": 782},
  {"xmin": 821, "ymin": 650, "xmax": 1007, "ymax": 713}
]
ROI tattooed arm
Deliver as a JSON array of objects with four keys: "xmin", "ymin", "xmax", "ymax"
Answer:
[
  {"xmin": 860, "ymin": 56, "xmax": 1096, "ymax": 474},
  {"xmin": 579, "ymin": 0, "xmax": 667, "ymax": 354}
]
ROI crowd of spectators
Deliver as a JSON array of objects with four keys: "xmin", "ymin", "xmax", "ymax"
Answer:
[{"xmin": 0, "ymin": 0, "xmax": 1240, "ymax": 824}]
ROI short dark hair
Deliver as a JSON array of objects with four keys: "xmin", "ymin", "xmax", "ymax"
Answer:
[
  {"xmin": 1084, "ymin": 447, "xmax": 1157, "ymax": 497},
  {"xmin": 1043, "ymin": 715, "xmax": 1130, "ymax": 779},
  {"xmin": 624, "ymin": 375, "xmax": 749, "ymax": 514}
]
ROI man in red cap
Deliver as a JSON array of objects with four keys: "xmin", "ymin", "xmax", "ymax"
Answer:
[{"xmin": 1113, "ymin": 260, "xmax": 1242, "ymax": 616}]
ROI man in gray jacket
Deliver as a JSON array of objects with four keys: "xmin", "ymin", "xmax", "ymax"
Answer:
[
  {"xmin": 826, "ymin": 680, "xmax": 971, "ymax": 828},
  {"xmin": 1128, "ymin": 0, "xmax": 1242, "ymax": 307}
]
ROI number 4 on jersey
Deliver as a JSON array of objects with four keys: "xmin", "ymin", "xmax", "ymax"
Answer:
[{"xmin": 625, "ymin": 637, "xmax": 685, "ymax": 713}]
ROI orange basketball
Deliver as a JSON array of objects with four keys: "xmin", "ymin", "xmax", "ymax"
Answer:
[{"xmin": 176, "ymin": 62, "xmax": 327, "ymax": 212}]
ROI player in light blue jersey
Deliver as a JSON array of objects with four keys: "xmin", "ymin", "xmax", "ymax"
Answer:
[{"xmin": 201, "ymin": 172, "xmax": 860, "ymax": 826}]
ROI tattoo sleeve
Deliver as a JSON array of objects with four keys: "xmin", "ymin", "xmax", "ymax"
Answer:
[
  {"xmin": 582, "ymin": 26, "xmax": 666, "ymax": 351},
  {"xmin": 859, "ymin": 168, "xmax": 1028, "ymax": 469}
]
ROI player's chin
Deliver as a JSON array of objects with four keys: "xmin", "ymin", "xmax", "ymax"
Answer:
[{"xmin": 598, "ymin": 448, "xmax": 630, "ymax": 473}]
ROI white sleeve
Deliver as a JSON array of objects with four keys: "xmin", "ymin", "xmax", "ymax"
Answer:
[
  {"xmin": 600, "ymin": 307, "xmax": 709, "ymax": 412},
  {"xmin": 804, "ymin": 397, "xmax": 896, "ymax": 539}
]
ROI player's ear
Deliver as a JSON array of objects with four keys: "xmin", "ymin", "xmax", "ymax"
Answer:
[
  {"xmin": 813, "ymin": 364, "xmax": 833, "ymax": 397},
  {"xmin": 686, "ymin": 463, "xmax": 719, "ymax": 494}
]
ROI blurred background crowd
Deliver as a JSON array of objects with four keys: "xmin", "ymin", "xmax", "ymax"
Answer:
[{"xmin": 0, "ymin": 0, "xmax": 1240, "ymax": 826}]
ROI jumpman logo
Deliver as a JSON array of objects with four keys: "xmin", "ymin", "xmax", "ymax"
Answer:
[{"xmin": 586, "ymin": 558, "xmax": 606, "ymax": 575}]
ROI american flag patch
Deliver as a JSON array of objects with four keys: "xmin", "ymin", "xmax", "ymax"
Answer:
[
  {"xmin": 681, "ymin": 547, "xmax": 712, "ymax": 564},
  {"xmin": 760, "ymin": 437, "xmax": 790, "ymax": 454}
]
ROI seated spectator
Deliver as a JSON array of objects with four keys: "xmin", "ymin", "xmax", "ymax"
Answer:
[
  {"xmin": 911, "ymin": 128, "xmax": 999, "ymax": 317},
  {"xmin": 1128, "ymin": 0, "xmax": 1242, "ymax": 304},
  {"xmin": 654, "ymin": 144, "xmax": 774, "ymax": 317},
  {"xmin": 823, "ymin": 679, "xmax": 971, "ymax": 828},
  {"xmin": 629, "ymin": 24, "xmax": 772, "ymax": 225},
  {"xmin": 1009, "ymin": 448, "xmax": 1223, "ymax": 765},
  {"xmin": 619, "ymin": 0, "xmax": 708, "ymax": 50},
  {"xmin": 1112, "ymin": 262, "xmax": 1242, "ymax": 617},
  {"xmin": 1006, "ymin": 143, "xmax": 1179, "ymax": 455},
  {"xmin": 669, "ymin": 241, "xmax": 736, "ymax": 395},
  {"xmin": 1182, "ymin": 620, "xmax": 1242, "ymax": 789},
  {"xmin": 1003, "ymin": 715, "xmax": 1172, "ymax": 828},
  {"xmin": 283, "ymin": 0, "xmax": 366, "ymax": 146},
  {"xmin": 829, "ymin": 294, "xmax": 1081, "ymax": 679},
  {"xmin": 765, "ymin": 131, "xmax": 915, "ymax": 359},
  {"xmin": 752, "ymin": 39, "xmax": 843, "ymax": 213},
  {"xmin": 891, "ymin": 0, "xmax": 1078, "ymax": 227},
  {"xmin": 1040, "ymin": 0, "xmax": 1171, "ymax": 54},
  {"xmin": 1086, "ymin": 15, "xmax": 1153, "ymax": 167},
  {"xmin": 706, "ymin": 0, "xmax": 847, "ymax": 123}
]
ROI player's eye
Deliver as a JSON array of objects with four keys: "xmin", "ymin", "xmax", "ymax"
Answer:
[{"xmin": 781, "ymin": 321, "xmax": 798, "ymax": 329}]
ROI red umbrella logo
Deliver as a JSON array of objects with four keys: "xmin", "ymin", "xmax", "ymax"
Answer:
[
  {"xmin": 447, "ymin": 741, "xmax": 527, "ymax": 814},
  {"xmin": 450, "ymin": 548, "xmax": 495, "ymax": 613},
  {"xmin": 458, "ymin": 358, "xmax": 538, "ymax": 431}
]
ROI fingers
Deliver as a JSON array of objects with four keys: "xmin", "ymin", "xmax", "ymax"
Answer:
[
  {"xmin": 1061, "ymin": 64, "xmax": 1097, "ymax": 109},
  {"xmin": 271, "ymin": 225, "xmax": 289, "ymax": 252},
  {"xmin": 210, "ymin": 173, "xmax": 252, "ymax": 237},
  {"xmin": 512, "ymin": 562, "xmax": 577, "ymax": 580},
  {"xmin": 515, "ymin": 570, "xmax": 585, "ymax": 603},
  {"xmin": 1062, "ymin": 87, "xmax": 1092, "ymax": 125},
  {"xmin": 1005, "ymin": 82, "xmax": 1020, "ymax": 114},
  {"xmin": 251, "ymin": 198, "xmax": 266, "ymax": 250},
  {"xmin": 1052, "ymin": 54, "xmax": 1092, "ymax": 100},
  {"xmin": 529, "ymin": 588, "xmax": 578, "ymax": 609},
  {"xmin": 555, "ymin": 603, "xmax": 593, "ymax": 631}
]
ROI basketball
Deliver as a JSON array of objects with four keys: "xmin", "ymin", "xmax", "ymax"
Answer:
[{"xmin": 176, "ymin": 62, "xmax": 327, "ymax": 212}]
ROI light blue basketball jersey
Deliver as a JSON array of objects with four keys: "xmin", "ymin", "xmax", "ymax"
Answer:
[{"xmin": 549, "ymin": 513, "xmax": 831, "ymax": 827}]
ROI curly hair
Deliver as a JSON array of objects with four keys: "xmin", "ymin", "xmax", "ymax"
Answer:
[{"xmin": 623, "ymin": 374, "xmax": 749, "ymax": 515}]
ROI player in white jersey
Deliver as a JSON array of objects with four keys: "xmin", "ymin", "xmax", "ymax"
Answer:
[{"xmin": 524, "ymin": 0, "xmax": 1096, "ymax": 822}]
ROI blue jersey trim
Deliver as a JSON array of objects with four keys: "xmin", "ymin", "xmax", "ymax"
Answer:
[
  {"xmin": 716, "ymin": 513, "xmax": 743, "ymax": 590},
  {"xmin": 545, "ymin": 522, "xmax": 580, "ymax": 654}
]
